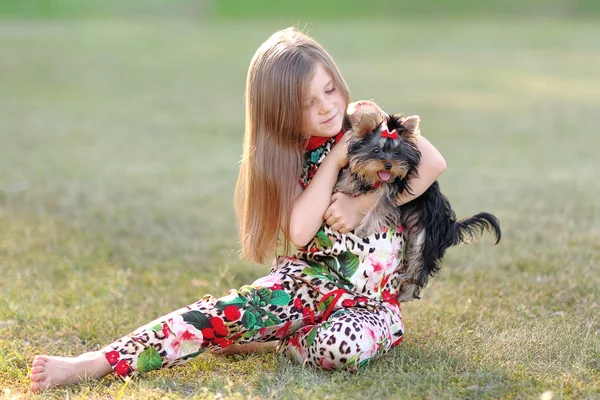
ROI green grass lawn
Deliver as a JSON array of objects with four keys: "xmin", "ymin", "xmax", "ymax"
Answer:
[{"xmin": 1, "ymin": 17, "xmax": 599, "ymax": 399}]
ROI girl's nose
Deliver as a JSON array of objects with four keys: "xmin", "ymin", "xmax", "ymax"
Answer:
[{"xmin": 320, "ymin": 98, "xmax": 333, "ymax": 114}]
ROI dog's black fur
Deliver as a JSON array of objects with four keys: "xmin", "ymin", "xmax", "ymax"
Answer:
[{"xmin": 334, "ymin": 112, "xmax": 501, "ymax": 301}]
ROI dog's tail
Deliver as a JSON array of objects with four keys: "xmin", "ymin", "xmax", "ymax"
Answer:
[{"xmin": 453, "ymin": 212, "xmax": 501, "ymax": 245}]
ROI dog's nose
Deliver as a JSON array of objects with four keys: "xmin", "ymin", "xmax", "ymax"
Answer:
[{"xmin": 384, "ymin": 163, "xmax": 392, "ymax": 170}]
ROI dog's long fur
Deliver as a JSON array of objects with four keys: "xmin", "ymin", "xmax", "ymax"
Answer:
[{"xmin": 335, "ymin": 109, "xmax": 501, "ymax": 302}]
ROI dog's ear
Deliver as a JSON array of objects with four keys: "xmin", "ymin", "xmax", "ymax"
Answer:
[
  {"xmin": 402, "ymin": 115, "xmax": 421, "ymax": 134},
  {"xmin": 356, "ymin": 113, "xmax": 379, "ymax": 137}
]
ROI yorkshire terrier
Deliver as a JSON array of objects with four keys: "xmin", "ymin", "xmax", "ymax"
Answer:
[{"xmin": 336, "ymin": 101, "xmax": 501, "ymax": 302}]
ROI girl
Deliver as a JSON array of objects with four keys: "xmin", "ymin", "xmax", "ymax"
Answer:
[{"xmin": 29, "ymin": 26, "xmax": 446, "ymax": 392}]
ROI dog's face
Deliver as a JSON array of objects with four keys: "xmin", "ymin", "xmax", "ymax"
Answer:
[{"xmin": 347, "ymin": 113, "xmax": 422, "ymax": 187}]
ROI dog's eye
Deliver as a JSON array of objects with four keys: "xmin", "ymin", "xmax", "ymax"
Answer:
[
  {"xmin": 373, "ymin": 148, "xmax": 380, "ymax": 154},
  {"xmin": 393, "ymin": 151, "xmax": 400, "ymax": 156}
]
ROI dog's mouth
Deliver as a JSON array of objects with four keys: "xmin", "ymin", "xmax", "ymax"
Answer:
[{"xmin": 377, "ymin": 170, "xmax": 392, "ymax": 181}]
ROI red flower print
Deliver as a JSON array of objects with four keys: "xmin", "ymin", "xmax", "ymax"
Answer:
[
  {"xmin": 213, "ymin": 324, "xmax": 229, "ymax": 338},
  {"xmin": 114, "ymin": 359, "xmax": 132, "ymax": 376},
  {"xmin": 382, "ymin": 290, "xmax": 400, "ymax": 306},
  {"xmin": 342, "ymin": 299, "xmax": 357, "ymax": 307},
  {"xmin": 105, "ymin": 351, "xmax": 119, "ymax": 366},
  {"xmin": 382, "ymin": 290, "xmax": 394, "ymax": 302},
  {"xmin": 294, "ymin": 297, "xmax": 303, "ymax": 312},
  {"xmin": 202, "ymin": 328, "xmax": 215, "ymax": 340},
  {"xmin": 162, "ymin": 323, "xmax": 171, "ymax": 338},
  {"xmin": 288, "ymin": 334, "xmax": 300, "ymax": 348},
  {"xmin": 302, "ymin": 305, "xmax": 311, "ymax": 317},
  {"xmin": 209, "ymin": 316, "xmax": 225, "ymax": 329},
  {"xmin": 319, "ymin": 356, "xmax": 336, "ymax": 370},
  {"xmin": 223, "ymin": 305, "xmax": 241, "ymax": 322},
  {"xmin": 270, "ymin": 283, "xmax": 284, "ymax": 291},
  {"xmin": 307, "ymin": 165, "xmax": 318, "ymax": 180},
  {"xmin": 213, "ymin": 337, "xmax": 234, "ymax": 348},
  {"xmin": 380, "ymin": 274, "xmax": 391, "ymax": 288},
  {"xmin": 355, "ymin": 296, "xmax": 368, "ymax": 304},
  {"xmin": 302, "ymin": 306, "xmax": 316, "ymax": 324},
  {"xmin": 163, "ymin": 315, "xmax": 204, "ymax": 362},
  {"xmin": 276, "ymin": 321, "xmax": 293, "ymax": 338},
  {"xmin": 372, "ymin": 260, "xmax": 384, "ymax": 274}
]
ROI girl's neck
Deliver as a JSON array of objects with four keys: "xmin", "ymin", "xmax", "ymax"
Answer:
[{"xmin": 304, "ymin": 131, "xmax": 344, "ymax": 151}]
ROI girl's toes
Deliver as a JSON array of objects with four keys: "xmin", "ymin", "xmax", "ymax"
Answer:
[
  {"xmin": 31, "ymin": 382, "xmax": 41, "ymax": 393},
  {"xmin": 30, "ymin": 372, "xmax": 45, "ymax": 382},
  {"xmin": 32, "ymin": 356, "xmax": 48, "ymax": 367},
  {"xmin": 31, "ymin": 365, "xmax": 46, "ymax": 374}
]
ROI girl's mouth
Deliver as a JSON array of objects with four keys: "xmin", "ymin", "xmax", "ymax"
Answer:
[{"xmin": 323, "ymin": 113, "xmax": 337, "ymax": 124}]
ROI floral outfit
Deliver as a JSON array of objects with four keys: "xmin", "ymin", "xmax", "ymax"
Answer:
[{"xmin": 101, "ymin": 134, "xmax": 406, "ymax": 378}]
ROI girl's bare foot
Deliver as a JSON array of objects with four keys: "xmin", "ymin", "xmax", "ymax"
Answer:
[{"xmin": 29, "ymin": 351, "xmax": 112, "ymax": 393}]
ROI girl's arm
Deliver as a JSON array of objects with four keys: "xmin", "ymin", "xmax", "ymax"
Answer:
[
  {"xmin": 395, "ymin": 134, "xmax": 446, "ymax": 205},
  {"xmin": 289, "ymin": 135, "xmax": 349, "ymax": 248},
  {"xmin": 324, "ymin": 134, "xmax": 446, "ymax": 228}
]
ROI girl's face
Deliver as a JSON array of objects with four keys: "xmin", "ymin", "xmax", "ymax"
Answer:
[{"xmin": 301, "ymin": 63, "xmax": 346, "ymax": 138}]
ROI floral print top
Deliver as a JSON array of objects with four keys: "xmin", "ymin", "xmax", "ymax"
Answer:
[{"xmin": 295, "ymin": 135, "xmax": 406, "ymax": 304}]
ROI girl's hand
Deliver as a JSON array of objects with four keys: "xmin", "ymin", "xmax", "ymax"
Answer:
[
  {"xmin": 323, "ymin": 192, "xmax": 364, "ymax": 233},
  {"xmin": 325, "ymin": 133, "xmax": 350, "ymax": 169}
]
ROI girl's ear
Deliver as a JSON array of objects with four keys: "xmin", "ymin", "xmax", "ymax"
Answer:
[
  {"xmin": 402, "ymin": 115, "xmax": 421, "ymax": 133},
  {"xmin": 356, "ymin": 113, "xmax": 379, "ymax": 137}
]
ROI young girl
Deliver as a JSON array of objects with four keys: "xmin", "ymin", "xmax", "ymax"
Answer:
[{"xmin": 29, "ymin": 26, "xmax": 446, "ymax": 392}]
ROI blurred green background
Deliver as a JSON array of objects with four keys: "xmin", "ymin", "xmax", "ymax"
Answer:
[
  {"xmin": 1, "ymin": 1, "xmax": 599, "ymax": 399},
  {"xmin": 1, "ymin": 0, "xmax": 600, "ymax": 18}
]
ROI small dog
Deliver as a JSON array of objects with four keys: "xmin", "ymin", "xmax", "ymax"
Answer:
[{"xmin": 336, "ymin": 101, "xmax": 501, "ymax": 302}]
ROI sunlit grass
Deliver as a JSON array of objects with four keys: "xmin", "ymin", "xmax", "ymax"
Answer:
[{"xmin": 1, "ymin": 17, "xmax": 599, "ymax": 399}]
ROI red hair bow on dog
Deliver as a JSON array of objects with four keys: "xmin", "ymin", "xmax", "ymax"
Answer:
[{"xmin": 380, "ymin": 128, "xmax": 399, "ymax": 140}]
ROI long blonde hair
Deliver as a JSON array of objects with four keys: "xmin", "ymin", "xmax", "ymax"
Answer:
[{"xmin": 235, "ymin": 27, "xmax": 351, "ymax": 264}]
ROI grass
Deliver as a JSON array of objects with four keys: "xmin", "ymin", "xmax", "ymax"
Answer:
[{"xmin": 1, "ymin": 16, "xmax": 599, "ymax": 399}]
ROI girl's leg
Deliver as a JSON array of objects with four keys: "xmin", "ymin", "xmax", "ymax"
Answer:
[
  {"xmin": 30, "ymin": 256, "xmax": 339, "ymax": 392},
  {"xmin": 279, "ymin": 303, "xmax": 405, "ymax": 371}
]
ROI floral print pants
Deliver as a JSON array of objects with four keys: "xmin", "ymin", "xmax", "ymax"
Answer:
[{"xmin": 101, "ymin": 257, "xmax": 405, "ymax": 378}]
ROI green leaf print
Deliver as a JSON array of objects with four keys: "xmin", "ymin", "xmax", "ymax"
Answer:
[
  {"xmin": 319, "ymin": 255, "xmax": 339, "ymax": 273},
  {"xmin": 316, "ymin": 296, "xmax": 334, "ymax": 312},
  {"xmin": 306, "ymin": 327, "xmax": 318, "ymax": 348},
  {"xmin": 314, "ymin": 229, "xmax": 333, "ymax": 248},
  {"xmin": 338, "ymin": 251, "xmax": 359, "ymax": 279},
  {"xmin": 301, "ymin": 267, "xmax": 327, "ymax": 279},
  {"xmin": 265, "ymin": 311, "xmax": 281, "ymax": 326},
  {"xmin": 257, "ymin": 287, "xmax": 272, "ymax": 302},
  {"xmin": 344, "ymin": 353, "xmax": 361, "ymax": 368},
  {"xmin": 241, "ymin": 311, "xmax": 258, "ymax": 329},
  {"xmin": 242, "ymin": 329, "xmax": 259, "ymax": 338},
  {"xmin": 181, "ymin": 310, "xmax": 211, "ymax": 330},
  {"xmin": 238, "ymin": 285, "xmax": 256, "ymax": 297},
  {"xmin": 215, "ymin": 295, "xmax": 247, "ymax": 311},
  {"xmin": 182, "ymin": 348, "xmax": 208, "ymax": 360},
  {"xmin": 388, "ymin": 227, "xmax": 395, "ymax": 243},
  {"xmin": 137, "ymin": 347, "xmax": 162, "ymax": 373},
  {"xmin": 150, "ymin": 324, "xmax": 162, "ymax": 332},
  {"xmin": 269, "ymin": 290, "xmax": 291, "ymax": 306},
  {"xmin": 306, "ymin": 260, "xmax": 328, "ymax": 273},
  {"xmin": 309, "ymin": 147, "xmax": 325, "ymax": 163}
]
